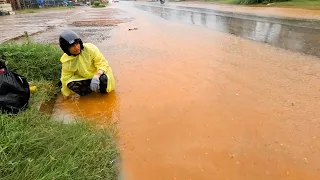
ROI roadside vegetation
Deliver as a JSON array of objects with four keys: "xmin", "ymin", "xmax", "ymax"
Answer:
[
  {"xmin": 202, "ymin": 0, "xmax": 320, "ymax": 7},
  {"xmin": 92, "ymin": 1, "xmax": 107, "ymax": 8},
  {"xmin": 0, "ymin": 41, "xmax": 119, "ymax": 179},
  {"xmin": 17, "ymin": 6, "xmax": 71, "ymax": 14},
  {"xmin": 265, "ymin": 0, "xmax": 320, "ymax": 8}
]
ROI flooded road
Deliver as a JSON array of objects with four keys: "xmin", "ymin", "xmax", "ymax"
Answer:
[
  {"xmin": 4, "ymin": 2, "xmax": 320, "ymax": 180},
  {"xmin": 0, "ymin": 9, "xmax": 77, "ymax": 43},
  {"xmin": 135, "ymin": 3, "xmax": 320, "ymax": 57}
]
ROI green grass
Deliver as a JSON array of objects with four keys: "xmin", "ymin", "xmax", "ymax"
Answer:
[
  {"xmin": 268, "ymin": 0, "xmax": 320, "ymax": 7},
  {"xmin": 17, "ymin": 6, "xmax": 71, "ymax": 14},
  {"xmin": 92, "ymin": 4, "xmax": 108, "ymax": 8},
  {"xmin": 0, "ymin": 109, "xmax": 119, "ymax": 180},
  {"xmin": 91, "ymin": 1, "xmax": 108, "ymax": 8},
  {"xmin": 91, "ymin": 5, "xmax": 107, "ymax": 8},
  {"xmin": 201, "ymin": 0, "xmax": 320, "ymax": 7},
  {"xmin": 0, "ymin": 42, "xmax": 62, "ymax": 83},
  {"xmin": 201, "ymin": 0, "xmax": 235, "ymax": 4},
  {"xmin": 0, "ymin": 42, "xmax": 119, "ymax": 179},
  {"xmin": 201, "ymin": 0, "xmax": 263, "ymax": 4}
]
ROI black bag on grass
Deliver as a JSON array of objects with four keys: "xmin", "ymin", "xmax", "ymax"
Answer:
[{"xmin": 0, "ymin": 61, "xmax": 30, "ymax": 114}]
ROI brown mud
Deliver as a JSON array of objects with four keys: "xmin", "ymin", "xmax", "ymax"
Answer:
[
  {"xmin": 2, "ymin": 3, "xmax": 319, "ymax": 179},
  {"xmin": 53, "ymin": 3, "xmax": 320, "ymax": 180}
]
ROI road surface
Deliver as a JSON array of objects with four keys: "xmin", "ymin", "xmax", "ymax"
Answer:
[{"xmin": 2, "ymin": 2, "xmax": 320, "ymax": 180}]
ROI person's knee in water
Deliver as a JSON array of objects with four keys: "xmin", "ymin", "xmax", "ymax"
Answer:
[
  {"xmin": 67, "ymin": 75, "xmax": 108, "ymax": 96},
  {"xmin": 58, "ymin": 30, "xmax": 115, "ymax": 97}
]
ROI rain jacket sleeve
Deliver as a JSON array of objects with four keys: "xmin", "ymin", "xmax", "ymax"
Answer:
[
  {"xmin": 60, "ymin": 62, "xmax": 74, "ymax": 97},
  {"xmin": 89, "ymin": 44, "xmax": 115, "ymax": 93},
  {"xmin": 59, "ymin": 43, "xmax": 115, "ymax": 97},
  {"xmin": 91, "ymin": 44, "xmax": 109, "ymax": 73}
]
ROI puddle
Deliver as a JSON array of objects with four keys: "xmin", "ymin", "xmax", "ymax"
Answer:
[
  {"xmin": 0, "ymin": 6, "xmax": 131, "ymax": 44},
  {"xmin": 0, "ymin": 9, "xmax": 77, "ymax": 43},
  {"xmin": 11, "ymin": 2, "xmax": 320, "ymax": 179},
  {"xmin": 51, "ymin": 92, "xmax": 120, "ymax": 125},
  {"xmin": 39, "ymin": 98, "xmax": 56, "ymax": 115},
  {"xmin": 135, "ymin": 4, "xmax": 320, "ymax": 57}
]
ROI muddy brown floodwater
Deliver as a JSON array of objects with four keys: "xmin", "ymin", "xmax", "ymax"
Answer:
[{"xmin": 49, "ymin": 2, "xmax": 320, "ymax": 180}]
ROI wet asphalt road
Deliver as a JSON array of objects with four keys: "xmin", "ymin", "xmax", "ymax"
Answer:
[
  {"xmin": 1, "ymin": 3, "xmax": 319, "ymax": 58},
  {"xmin": 0, "ymin": 7, "xmax": 128, "ymax": 44},
  {"xmin": 0, "ymin": 10, "xmax": 72, "ymax": 43},
  {"xmin": 135, "ymin": 2, "xmax": 320, "ymax": 57}
]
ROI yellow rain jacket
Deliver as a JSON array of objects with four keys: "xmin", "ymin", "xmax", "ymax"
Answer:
[{"xmin": 60, "ymin": 43, "xmax": 115, "ymax": 97}]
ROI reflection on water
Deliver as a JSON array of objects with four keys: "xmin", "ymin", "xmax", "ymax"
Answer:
[
  {"xmin": 136, "ymin": 4, "xmax": 320, "ymax": 57},
  {"xmin": 52, "ymin": 91, "xmax": 120, "ymax": 124}
]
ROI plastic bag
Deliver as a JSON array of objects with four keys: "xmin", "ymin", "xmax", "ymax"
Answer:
[{"xmin": 0, "ymin": 61, "xmax": 30, "ymax": 114}]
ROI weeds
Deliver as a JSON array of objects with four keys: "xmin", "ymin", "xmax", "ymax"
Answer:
[
  {"xmin": 0, "ymin": 42, "xmax": 119, "ymax": 179},
  {"xmin": 202, "ymin": 0, "xmax": 320, "ymax": 6},
  {"xmin": 233, "ymin": 0, "xmax": 263, "ymax": 4},
  {"xmin": 0, "ymin": 42, "xmax": 62, "ymax": 83},
  {"xmin": 0, "ymin": 108, "xmax": 119, "ymax": 180},
  {"xmin": 17, "ymin": 7, "xmax": 70, "ymax": 14}
]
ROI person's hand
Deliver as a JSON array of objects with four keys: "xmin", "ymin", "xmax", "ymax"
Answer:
[{"xmin": 90, "ymin": 77, "xmax": 100, "ymax": 92}]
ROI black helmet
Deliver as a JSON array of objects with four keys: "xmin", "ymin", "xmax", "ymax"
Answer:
[{"xmin": 59, "ymin": 30, "xmax": 84, "ymax": 56}]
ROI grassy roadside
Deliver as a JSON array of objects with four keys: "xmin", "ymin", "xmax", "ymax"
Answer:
[
  {"xmin": 201, "ymin": 0, "xmax": 235, "ymax": 4},
  {"xmin": 0, "ymin": 42, "xmax": 119, "ymax": 179},
  {"xmin": 17, "ymin": 6, "xmax": 71, "ymax": 14},
  {"xmin": 91, "ymin": 1, "xmax": 108, "ymax": 8},
  {"xmin": 264, "ymin": 0, "xmax": 320, "ymax": 9},
  {"xmin": 91, "ymin": 5, "xmax": 107, "ymax": 8},
  {"xmin": 200, "ymin": 0, "xmax": 320, "ymax": 9}
]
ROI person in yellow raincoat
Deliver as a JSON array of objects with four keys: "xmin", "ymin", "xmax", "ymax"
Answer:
[{"xmin": 59, "ymin": 30, "xmax": 115, "ymax": 97}]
